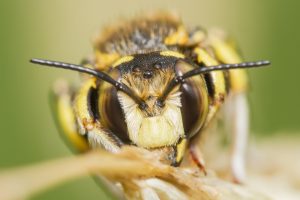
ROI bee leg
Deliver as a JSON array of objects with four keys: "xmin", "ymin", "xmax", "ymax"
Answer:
[
  {"xmin": 227, "ymin": 93, "xmax": 248, "ymax": 183},
  {"xmin": 50, "ymin": 79, "xmax": 89, "ymax": 152},
  {"xmin": 51, "ymin": 79, "xmax": 124, "ymax": 197},
  {"xmin": 170, "ymin": 138, "xmax": 187, "ymax": 167},
  {"xmin": 207, "ymin": 30, "xmax": 249, "ymax": 183},
  {"xmin": 85, "ymin": 122, "xmax": 122, "ymax": 153},
  {"xmin": 73, "ymin": 78, "xmax": 123, "ymax": 153},
  {"xmin": 189, "ymin": 143, "xmax": 207, "ymax": 175}
]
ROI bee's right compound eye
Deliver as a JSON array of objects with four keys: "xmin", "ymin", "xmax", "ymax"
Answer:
[
  {"xmin": 98, "ymin": 70, "xmax": 130, "ymax": 144},
  {"xmin": 175, "ymin": 61, "xmax": 209, "ymax": 138}
]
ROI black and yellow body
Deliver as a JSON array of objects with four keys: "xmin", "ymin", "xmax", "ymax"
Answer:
[{"xmin": 32, "ymin": 12, "xmax": 269, "ymax": 183}]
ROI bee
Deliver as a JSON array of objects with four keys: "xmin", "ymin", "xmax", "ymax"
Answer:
[{"xmin": 31, "ymin": 13, "xmax": 269, "ymax": 183}]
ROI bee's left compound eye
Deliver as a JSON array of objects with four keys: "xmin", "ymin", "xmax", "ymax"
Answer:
[{"xmin": 175, "ymin": 60, "xmax": 209, "ymax": 138}]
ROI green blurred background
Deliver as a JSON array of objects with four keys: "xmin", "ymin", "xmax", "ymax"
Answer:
[{"xmin": 0, "ymin": 0, "xmax": 299, "ymax": 199}]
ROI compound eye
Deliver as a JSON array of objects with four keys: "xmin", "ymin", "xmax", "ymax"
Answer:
[
  {"xmin": 175, "ymin": 60, "xmax": 209, "ymax": 138},
  {"xmin": 180, "ymin": 80, "xmax": 208, "ymax": 137},
  {"xmin": 98, "ymin": 70, "xmax": 130, "ymax": 143}
]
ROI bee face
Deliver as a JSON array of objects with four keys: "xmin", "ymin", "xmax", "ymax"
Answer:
[
  {"xmin": 97, "ymin": 52, "xmax": 209, "ymax": 148},
  {"xmin": 119, "ymin": 57, "xmax": 184, "ymax": 148}
]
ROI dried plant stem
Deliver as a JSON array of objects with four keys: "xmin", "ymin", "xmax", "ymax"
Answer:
[
  {"xmin": 0, "ymin": 147, "xmax": 176, "ymax": 200},
  {"xmin": 0, "ymin": 146, "xmax": 272, "ymax": 200},
  {"xmin": 0, "ymin": 148, "xmax": 165, "ymax": 200}
]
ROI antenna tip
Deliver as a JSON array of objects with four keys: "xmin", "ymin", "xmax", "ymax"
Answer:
[
  {"xmin": 30, "ymin": 58, "xmax": 42, "ymax": 64},
  {"xmin": 261, "ymin": 60, "xmax": 271, "ymax": 65}
]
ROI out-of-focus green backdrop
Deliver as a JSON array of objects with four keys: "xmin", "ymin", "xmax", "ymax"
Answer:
[{"xmin": 0, "ymin": 0, "xmax": 299, "ymax": 199}]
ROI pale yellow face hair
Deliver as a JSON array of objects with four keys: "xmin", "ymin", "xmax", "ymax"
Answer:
[
  {"xmin": 117, "ymin": 68, "xmax": 185, "ymax": 148},
  {"xmin": 117, "ymin": 90, "xmax": 184, "ymax": 148}
]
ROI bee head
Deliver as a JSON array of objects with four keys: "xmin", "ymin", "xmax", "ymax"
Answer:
[
  {"xmin": 101, "ymin": 52, "xmax": 270, "ymax": 149},
  {"xmin": 111, "ymin": 52, "xmax": 187, "ymax": 148},
  {"xmin": 31, "ymin": 53, "xmax": 269, "ymax": 149}
]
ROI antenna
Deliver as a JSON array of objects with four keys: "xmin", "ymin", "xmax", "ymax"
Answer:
[
  {"xmin": 156, "ymin": 60, "xmax": 270, "ymax": 107},
  {"xmin": 30, "ymin": 58, "xmax": 147, "ymax": 109}
]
